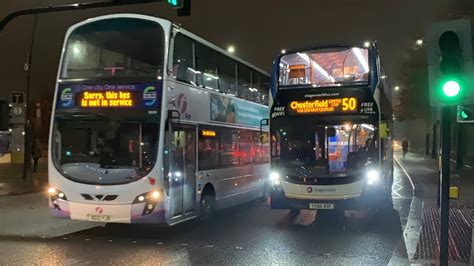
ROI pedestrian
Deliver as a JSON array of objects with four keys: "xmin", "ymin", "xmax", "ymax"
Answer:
[
  {"xmin": 402, "ymin": 138, "xmax": 409, "ymax": 159},
  {"xmin": 32, "ymin": 139, "xmax": 42, "ymax": 173}
]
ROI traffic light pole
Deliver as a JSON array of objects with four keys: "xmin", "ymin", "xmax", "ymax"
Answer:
[
  {"xmin": 432, "ymin": 121, "xmax": 438, "ymax": 159},
  {"xmin": 456, "ymin": 124, "xmax": 463, "ymax": 169},
  {"xmin": 440, "ymin": 106, "xmax": 451, "ymax": 266}
]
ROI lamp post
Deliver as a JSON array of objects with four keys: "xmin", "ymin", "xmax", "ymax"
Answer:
[{"xmin": 22, "ymin": 13, "xmax": 39, "ymax": 179}]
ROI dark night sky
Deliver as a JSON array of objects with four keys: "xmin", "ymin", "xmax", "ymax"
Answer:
[{"xmin": 0, "ymin": 0, "xmax": 472, "ymax": 102}]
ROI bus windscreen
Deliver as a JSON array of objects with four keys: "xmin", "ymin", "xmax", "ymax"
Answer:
[
  {"xmin": 279, "ymin": 47, "xmax": 369, "ymax": 88},
  {"xmin": 61, "ymin": 18, "xmax": 164, "ymax": 80}
]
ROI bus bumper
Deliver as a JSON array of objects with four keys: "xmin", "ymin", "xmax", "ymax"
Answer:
[
  {"xmin": 270, "ymin": 188, "xmax": 385, "ymax": 211},
  {"xmin": 49, "ymin": 199, "xmax": 167, "ymax": 224}
]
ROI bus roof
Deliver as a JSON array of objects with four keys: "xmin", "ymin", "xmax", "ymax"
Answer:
[{"xmin": 280, "ymin": 42, "xmax": 379, "ymax": 55}]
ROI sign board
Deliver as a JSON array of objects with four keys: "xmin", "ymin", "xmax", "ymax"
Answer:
[
  {"xmin": 11, "ymin": 105, "xmax": 24, "ymax": 116},
  {"xmin": 9, "ymin": 103, "xmax": 25, "ymax": 124},
  {"xmin": 11, "ymin": 92, "xmax": 24, "ymax": 104},
  {"xmin": 270, "ymin": 89, "xmax": 378, "ymax": 119},
  {"xmin": 56, "ymin": 82, "xmax": 161, "ymax": 110},
  {"xmin": 427, "ymin": 18, "xmax": 474, "ymax": 106},
  {"xmin": 210, "ymin": 94, "xmax": 269, "ymax": 127},
  {"xmin": 288, "ymin": 97, "xmax": 358, "ymax": 115},
  {"xmin": 457, "ymin": 104, "xmax": 474, "ymax": 123}
]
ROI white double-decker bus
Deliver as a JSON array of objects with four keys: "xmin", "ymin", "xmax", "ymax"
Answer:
[{"xmin": 48, "ymin": 14, "xmax": 271, "ymax": 225}]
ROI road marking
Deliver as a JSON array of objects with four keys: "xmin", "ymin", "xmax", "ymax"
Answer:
[
  {"xmin": 394, "ymin": 157, "xmax": 415, "ymax": 190},
  {"xmin": 389, "ymin": 157, "xmax": 423, "ymax": 265},
  {"xmin": 450, "ymin": 158, "xmax": 474, "ymax": 169}
]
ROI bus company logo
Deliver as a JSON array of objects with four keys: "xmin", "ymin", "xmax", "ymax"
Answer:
[
  {"xmin": 143, "ymin": 86, "xmax": 157, "ymax": 107},
  {"xmin": 307, "ymin": 187, "xmax": 313, "ymax": 193},
  {"xmin": 60, "ymin": 88, "xmax": 73, "ymax": 107},
  {"xmin": 95, "ymin": 207, "xmax": 103, "ymax": 214},
  {"xmin": 176, "ymin": 93, "xmax": 188, "ymax": 113}
]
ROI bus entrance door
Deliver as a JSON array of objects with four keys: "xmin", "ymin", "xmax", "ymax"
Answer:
[{"xmin": 169, "ymin": 124, "xmax": 197, "ymax": 221}]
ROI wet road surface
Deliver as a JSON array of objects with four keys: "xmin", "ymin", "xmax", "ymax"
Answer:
[{"xmin": 0, "ymin": 164, "xmax": 413, "ymax": 265}]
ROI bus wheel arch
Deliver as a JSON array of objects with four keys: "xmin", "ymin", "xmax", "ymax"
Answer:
[{"xmin": 199, "ymin": 183, "xmax": 216, "ymax": 221}]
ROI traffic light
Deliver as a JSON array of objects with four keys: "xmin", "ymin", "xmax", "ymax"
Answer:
[
  {"xmin": 167, "ymin": 0, "xmax": 183, "ymax": 9},
  {"xmin": 436, "ymin": 30, "xmax": 464, "ymax": 105},
  {"xmin": 457, "ymin": 104, "xmax": 474, "ymax": 123}
]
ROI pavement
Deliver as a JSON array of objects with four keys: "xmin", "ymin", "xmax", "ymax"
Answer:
[
  {"xmin": 0, "ymin": 161, "xmax": 414, "ymax": 265},
  {"xmin": 0, "ymin": 153, "xmax": 48, "ymax": 196},
  {"xmin": 396, "ymin": 152, "xmax": 474, "ymax": 265}
]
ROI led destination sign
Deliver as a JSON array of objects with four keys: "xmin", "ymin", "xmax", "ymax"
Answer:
[
  {"xmin": 289, "ymin": 97, "xmax": 357, "ymax": 114},
  {"xmin": 80, "ymin": 91, "xmax": 134, "ymax": 108},
  {"xmin": 201, "ymin": 130, "xmax": 217, "ymax": 137},
  {"xmin": 56, "ymin": 82, "xmax": 162, "ymax": 110}
]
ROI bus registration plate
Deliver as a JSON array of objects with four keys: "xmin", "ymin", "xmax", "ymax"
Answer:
[
  {"xmin": 87, "ymin": 214, "xmax": 111, "ymax": 221},
  {"xmin": 309, "ymin": 203, "xmax": 334, "ymax": 210}
]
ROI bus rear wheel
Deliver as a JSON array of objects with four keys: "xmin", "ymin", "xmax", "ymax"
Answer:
[{"xmin": 199, "ymin": 192, "xmax": 216, "ymax": 222}]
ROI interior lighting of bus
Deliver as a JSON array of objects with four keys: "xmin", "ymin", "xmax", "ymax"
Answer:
[
  {"xmin": 204, "ymin": 73, "xmax": 219, "ymax": 80},
  {"xmin": 80, "ymin": 91, "xmax": 133, "ymax": 108},
  {"xmin": 343, "ymin": 123, "xmax": 352, "ymax": 131},
  {"xmin": 311, "ymin": 61, "xmax": 335, "ymax": 82},
  {"xmin": 202, "ymin": 130, "xmax": 217, "ymax": 137},
  {"xmin": 289, "ymin": 97, "xmax": 357, "ymax": 114},
  {"xmin": 361, "ymin": 124, "xmax": 375, "ymax": 131},
  {"xmin": 352, "ymin": 47, "xmax": 369, "ymax": 72},
  {"xmin": 296, "ymin": 52, "xmax": 335, "ymax": 82}
]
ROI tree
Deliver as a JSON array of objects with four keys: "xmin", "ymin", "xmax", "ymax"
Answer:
[{"xmin": 394, "ymin": 47, "xmax": 431, "ymax": 122}]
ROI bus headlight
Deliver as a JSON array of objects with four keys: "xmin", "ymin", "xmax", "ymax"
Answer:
[
  {"xmin": 366, "ymin": 169, "xmax": 380, "ymax": 185},
  {"xmin": 270, "ymin": 171, "xmax": 281, "ymax": 186},
  {"xmin": 48, "ymin": 187, "xmax": 57, "ymax": 194},
  {"xmin": 47, "ymin": 187, "xmax": 67, "ymax": 200},
  {"xmin": 133, "ymin": 190, "xmax": 162, "ymax": 204},
  {"xmin": 150, "ymin": 190, "xmax": 161, "ymax": 200}
]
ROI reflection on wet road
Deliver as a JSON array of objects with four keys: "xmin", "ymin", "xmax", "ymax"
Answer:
[{"xmin": 0, "ymin": 164, "xmax": 412, "ymax": 265}]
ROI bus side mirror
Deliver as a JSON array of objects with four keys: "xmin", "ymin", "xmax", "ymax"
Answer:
[{"xmin": 327, "ymin": 128, "xmax": 336, "ymax": 137}]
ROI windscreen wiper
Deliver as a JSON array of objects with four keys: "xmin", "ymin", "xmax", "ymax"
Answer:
[{"xmin": 56, "ymin": 110, "xmax": 106, "ymax": 118}]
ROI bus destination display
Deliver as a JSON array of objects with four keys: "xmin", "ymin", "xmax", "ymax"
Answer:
[
  {"xmin": 289, "ymin": 97, "xmax": 357, "ymax": 114},
  {"xmin": 80, "ymin": 91, "xmax": 134, "ymax": 108},
  {"xmin": 57, "ymin": 82, "xmax": 161, "ymax": 109}
]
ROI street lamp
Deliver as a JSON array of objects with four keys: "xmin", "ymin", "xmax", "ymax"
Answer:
[
  {"xmin": 363, "ymin": 41, "xmax": 371, "ymax": 48},
  {"xmin": 281, "ymin": 49, "xmax": 286, "ymax": 54},
  {"xmin": 416, "ymin": 39, "xmax": 423, "ymax": 46},
  {"xmin": 394, "ymin": 86, "xmax": 400, "ymax": 91},
  {"xmin": 227, "ymin": 45, "xmax": 235, "ymax": 54}
]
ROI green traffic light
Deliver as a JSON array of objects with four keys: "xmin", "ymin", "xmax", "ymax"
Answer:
[
  {"xmin": 442, "ymin": 80, "xmax": 461, "ymax": 97},
  {"xmin": 167, "ymin": 0, "xmax": 179, "ymax": 6}
]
